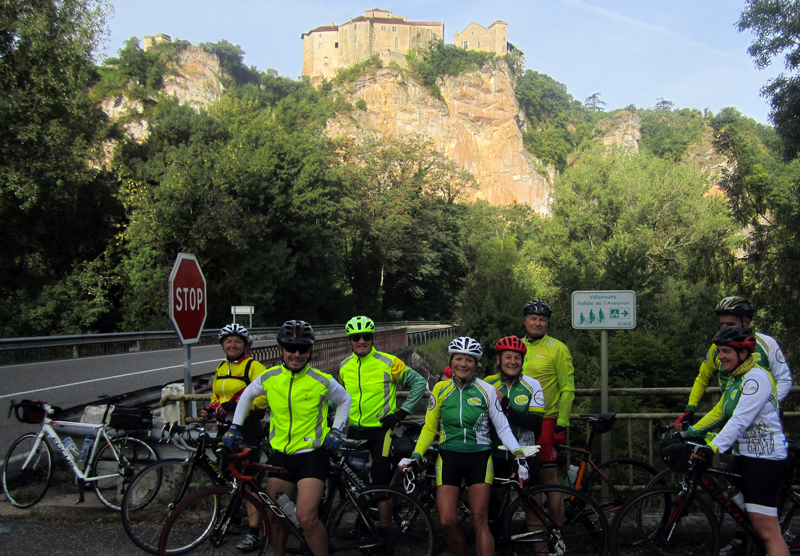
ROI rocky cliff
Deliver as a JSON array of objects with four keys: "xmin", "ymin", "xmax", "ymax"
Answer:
[{"xmin": 325, "ymin": 63, "xmax": 555, "ymax": 215}]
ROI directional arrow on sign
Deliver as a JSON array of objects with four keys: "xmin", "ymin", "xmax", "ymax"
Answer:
[{"xmin": 621, "ymin": 310, "xmax": 629, "ymax": 317}]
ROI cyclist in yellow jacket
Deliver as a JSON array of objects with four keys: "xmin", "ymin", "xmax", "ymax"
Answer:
[
  {"xmin": 337, "ymin": 316, "xmax": 427, "ymax": 486},
  {"xmin": 227, "ymin": 320, "xmax": 351, "ymax": 556}
]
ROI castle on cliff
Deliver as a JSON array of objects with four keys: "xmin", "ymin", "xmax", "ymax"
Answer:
[{"xmin": 301, "ymin": 8, "xmax": 518, "ymax": 80}]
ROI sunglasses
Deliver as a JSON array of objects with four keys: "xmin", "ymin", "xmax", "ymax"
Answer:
[
  {"xmin": 350, "ymin": 334, "xmax": 374, "ymax": 342},
  {"xmin": 283, "ymin": 345, "xmax": 311, "ymax": 354}
]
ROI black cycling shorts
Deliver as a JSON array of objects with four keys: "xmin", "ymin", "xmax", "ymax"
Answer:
[
  {"xmin": 348, "ymin": 425, "xmax": 393, "ymax": 485},
  {"xmin": 268, "ymin": 449, "xmax": 331, "ymax": 483},
  {"xmin": 436, "ymin": 449, "xmax": 493, "ymax": 487},
  {"xmin": 733, "ymin": 455, "xmax": 787, "ymax": 516}
]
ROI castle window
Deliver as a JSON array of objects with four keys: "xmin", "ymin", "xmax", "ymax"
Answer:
[
  {"xmin": 319, "ymin": 42, "xmax": 322, "ymax": 49},
  {"xmin": 335, "ymin": 42, "xmax": 339, "ymax": 48},
  {"xmin": 381, "ymin": 25, "xmax": 386, "ymax": 31},
  {"xmin": 395, "ymin": 38, "xmax": 398, "ymax": 49},
  {"xmin": 392, "ymin": 26, "xmax": 397, "ymax": 32},
  {"xmin": 477, "ymin": 41, "xmax": 481, "ymax": 48},
  {"xmin": 462, "ymin": 41, "xmax": 469, "ymax": 49}
]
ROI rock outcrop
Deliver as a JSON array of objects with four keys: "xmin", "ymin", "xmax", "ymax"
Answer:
[
  {"xmin": 595, "ymin": 110, "xmax": 641, "ymax": 155},
  {"xmin": 325, "ymin": 63, "xmax": 554, "ymax": 214}
]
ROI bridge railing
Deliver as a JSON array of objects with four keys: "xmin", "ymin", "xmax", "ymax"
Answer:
[{"xmin": 0, "ymin": 321, "xmax": 449, "ymax": 366}]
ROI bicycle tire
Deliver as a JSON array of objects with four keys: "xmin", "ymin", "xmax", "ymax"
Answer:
[
  {"xmin": 91, "ymin": 435, "xmax": 159, "ymax": 510},
  {"xmin": 610, "ymin": 484, "xmax": 720, "ymax": 556},
  {"xmin": 647, "ymin": 467, "xmax": 727, "ymax": 524},
  {"xmin": 122, "ymin": 458, "xmax": 220, "ymax": 554},
  {"xmin": 159, "ymin": 485, "xmax": 269, "ymax": 556},
  {"xmin": 327, "ymin": 486, "xmax": 435, "ymax": 556},
  {"xmin": 581, "ymin": 457, "xmax": 659, "ymax": 519},
  {"xmin": 2, "ymin": 433, "xmax": 53, "ymax": 508},
  {"xmin": 781, "ymin": 490, "xmax": 800, "ymax": 554},
  {"xmin": 503, "ymin": 483, "xmax": 609, "ymax": 556}
]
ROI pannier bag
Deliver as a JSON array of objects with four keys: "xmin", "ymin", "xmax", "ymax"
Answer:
[
  {"xmin": 107, "ymin": 405, "xmax": 153, "ymax": 431},
  {"xmin": 660, "ymin": 437, "xmax": 691, "ymax": 472}
]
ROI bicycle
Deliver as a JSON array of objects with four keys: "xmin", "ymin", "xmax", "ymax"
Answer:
[
  {"xmin": 609, "ymin": 438, "xmax": 787, "ymax": 556},
  {"xmin": 559, "ymin": 413, "xmax": 659, "ymax": 519},
  {"xmin": 2, "ymin": 395, "xmax": 159, "ymax": 511},
  {"xmin": 121, "ymin": 423, "xmax": 232, "ymax": 554},
  {"xmin": 159, "ymin": 442, "xmax": 435, "ymax": 556}
]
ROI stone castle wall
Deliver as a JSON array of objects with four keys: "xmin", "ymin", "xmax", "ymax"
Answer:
[{"xmin": 454, "ymin": 21, "xmax": 508, "ymax": 56}]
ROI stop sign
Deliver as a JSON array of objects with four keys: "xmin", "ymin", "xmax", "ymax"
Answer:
[{"xmin": 169, "ymin": 253, "xmax": 207, "ymax": 344}]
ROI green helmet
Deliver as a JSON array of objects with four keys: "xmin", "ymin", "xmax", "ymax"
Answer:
[{"xmin": 345, "ymin": 316, "xmax": 375, "ymax": 336}]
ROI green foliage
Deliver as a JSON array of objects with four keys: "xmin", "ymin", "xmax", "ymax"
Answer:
[
  {"xmin": 331, "ymin": 54, "xmax": 383, "ymax": 85},
  {"xmin": 199, "ymin": 39, "xmax": 260, "ymax": 87},
  {"xmin": 639, "ymin": 106, "xmax": 707, "ymax": 161},
  {"xmin": 0, "ymin": 0, "xmax": 122, "ymax": 336},
  {"xmin": 355, "ymin": 99, "xmax": 367, "ymax": 110},
  {"xmin": 738, "ymin": 0, "xmax": 800, "ymax": 160},
  {"xmin": 406, "ymin": 40, "xmax": 496, "ymax": 99}
]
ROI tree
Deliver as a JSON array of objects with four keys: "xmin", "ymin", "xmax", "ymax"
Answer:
[
  {"xmin": 0, "ymin": 0, "xmax": 121, "ymax": 336},
  {"xmin": 584, "ymin": 92, "xmax": 606, "ymax": 112},
  {"xmin": 738, "ymin": 0, "xmax": 800, "ymax": 159}
]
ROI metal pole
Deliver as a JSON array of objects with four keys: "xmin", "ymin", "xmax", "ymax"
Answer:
[
  {"xmin": 184, "ymin": 344, "xmax": 196, "ymax": 418},
  {"xmin": 600, "ymin": 329, "xmax": 609, "ymax": 502}
]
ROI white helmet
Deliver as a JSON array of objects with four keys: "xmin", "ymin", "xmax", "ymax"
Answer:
[
  {"xmin": 219, "ymin": 323, "xmax": 251, "ymax": 344},
  {"xmin": 448, "ymin": 337, "xmax": 483, "ymax": 361}
]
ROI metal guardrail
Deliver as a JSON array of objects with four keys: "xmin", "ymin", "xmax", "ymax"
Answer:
[{"xmin": 0, "ymin": 321, "xmax": 451, "ymax": 365}]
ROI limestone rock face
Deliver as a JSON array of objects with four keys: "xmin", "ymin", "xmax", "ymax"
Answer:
[
  {"xmin": 595, "ymin": 110, "xmax": 641, "ymax": 154},
  {"xmin": 682, "ymin": 129, "xmax": 733, "ymax": 194},
  {"xmin": 325, "ymin": 63, "xmax": 554, "ymax": 214},
  {"xmin": 162, "ymin": 45, "xmax": 224, "ymax": 110}
]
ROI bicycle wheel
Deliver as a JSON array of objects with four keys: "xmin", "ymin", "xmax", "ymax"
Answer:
[
  {"xmin": 122, "ymin": 458, "xmax": 219, "ymax": 554},
  {"xmin": 159, "ymin": 485, "xmax": 269, "ymax": 556},
  {"xmin": 91, "ymin": 435, "xmax": 159, "ymax": 510},
  {"xmin": 781, "ymin": 490, "xmax": 800, "ymax": 553},
  {"xmin": 503, "ymin": 484, "xmax": 609, "ymax": 556},
  {"xmin": 327, "ymin": 486, "xmax": 435, "ymax": 556},
  {"xmin": 2, "ymin": 433, "xmax": 53, "ymax": 508},
  {"xmin": 647, "ymin": 467, "xmax": 727, "ymax": 525},
  {"xmin": 581, "ymin": 457, "xmax": 659, "ymax": 519},
  {"xmin": 610, "ymin": 485, "xmax": 720, "ymax": 556}
]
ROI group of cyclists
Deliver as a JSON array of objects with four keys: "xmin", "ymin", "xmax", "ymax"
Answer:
[{"xmin": 207, "ymin": 294, "xmax": 793, "ymax": 556}]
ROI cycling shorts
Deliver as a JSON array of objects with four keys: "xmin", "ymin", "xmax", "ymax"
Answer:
[
  {"xmin": 348, "ymin": 425, "xmax": 393, "ymax": 485},
  {"xmin": 436, "ymin": 449, "xmax": 493, "ymax": 487},
  {"xmin": 493, "ymin": 456, "xmax": 541, "ymax": 486},
  {"xmin": 733, "ymin": 455, "xmax": 787, "ymax": 516},
  {"xmin": 537, "ymin": 417, "xmax": 559, "ymax": 466},
  {"xmin": 268, "ymin": 449, "xmax": 330, "ymax": 483}
]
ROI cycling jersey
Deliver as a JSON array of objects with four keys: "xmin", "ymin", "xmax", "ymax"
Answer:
[
  {"xmin": 522, "ymin": 334, "xmax": 575, "ymax": 427},
  {"xmin": 210, "ymin": 356, "xmax": 269, "ymax": 413},
  {"xmin": 338, "ymin": 347, "xmax": 427, "ymax": 428},
  {"xmin": 412, "ymin": 376, "xmax": 523, "ymax": 457},
  {"xmin": 233, "ymin": 362, "xmax": 351, "ymax": 455},
  {"xmin": 686, "ymin": 332, "xmax": 791, "ymax": 411},
  {"xmin": 686, "ymin": 357, "xmax": 787, "ymax": 461},
  {"xmin": 484, "ymin": 373, "xmax": 545, "ymax": 460}
]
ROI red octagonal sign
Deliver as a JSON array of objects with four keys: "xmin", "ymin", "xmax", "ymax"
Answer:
[{"xmin": 169, "ymin": 253, "xmax": 207, "ymax": 344}]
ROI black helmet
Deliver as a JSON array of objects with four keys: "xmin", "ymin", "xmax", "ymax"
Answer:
[
  {"xmin": 523, "ymin": 299, "xmax": 552, "ymax": 318},
  {"xmin": 713, "ymin": 326, "xmax": 756, "ymax": 354},
  {"xmin": 277, "ymin": 320, "xmax": 315, "ymax": 346},
  {"xmin": 714, "ymin": 296, "xmax": 755, "ymax": 319}
]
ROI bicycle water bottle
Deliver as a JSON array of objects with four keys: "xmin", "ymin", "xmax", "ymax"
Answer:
[
  {"xmin": 79, "ymin": 435, "xmax": 95, "ymax": 462},
  {"xmin": 728, "ymin": 486, "xmax": 746, "ymax": 511},
  {"xmin": 63, "ymin": 436, "xmax": 79, "ymax": 458},
  {"xmin": 275, "ymin": 493, "xmax": 300, "ymax": 526},
  {"xmin": 566, "ymin": 465, "xmax": 579, "ymax": 487}
]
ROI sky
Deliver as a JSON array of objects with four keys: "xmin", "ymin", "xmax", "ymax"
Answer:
[{"xmin": 104, "ymin": 0, "xmax": 786, "ymax": 125}]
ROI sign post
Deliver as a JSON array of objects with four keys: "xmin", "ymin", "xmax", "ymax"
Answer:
[
  {"xmin": 231, "ymin": 305, "xmax": 254, "ymax": 328},
  {"xmin": 572, "ymin": 290, "xmax": 636, "ymax": 474},
  {"xmin": 169, "ymin": 253, "xmax": 207, "ymax": 418}
]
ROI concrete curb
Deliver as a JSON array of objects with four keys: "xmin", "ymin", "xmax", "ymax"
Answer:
[{"xmin": 0, "ymin": 492, "xmax": 119, "ymax": 522}]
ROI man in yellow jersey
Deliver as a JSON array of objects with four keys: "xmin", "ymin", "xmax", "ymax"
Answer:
[{"xmin": 520, "ymin": 300, "xmax": 575, "ymax": 488}]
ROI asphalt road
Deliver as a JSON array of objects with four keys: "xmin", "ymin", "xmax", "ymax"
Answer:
[{"xmin": 0, "ymin": 341, "xmax": 260, "ymax": 455}]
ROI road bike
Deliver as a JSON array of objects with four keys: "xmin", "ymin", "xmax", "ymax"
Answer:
[
  {"xmin": 122, "ymin": 423, "xmax": 232, "ymax": 554},
  {"xmin": 158, "ymin": 441, "xmax": 435, "ymax": 556},
  {"xmin": 3, "ymin": 395, "xmax": 159, "ymax": 510}
]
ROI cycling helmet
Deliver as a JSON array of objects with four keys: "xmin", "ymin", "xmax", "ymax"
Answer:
[
  {"xmin": 713, "ymin": 326, "xmax": 756, "ymax": 354},
  {"xmin": 714, "ymin": 296, "xmax": 755, "ymax": 319},
  {"xmin": 495, "ymin": 336, "xmax": 527, "ymax": 355},
  {"xmin": 523, "ymin": 299, "xmax": 552, "ymax": 318},
  {"xmin": 219, "ymin": 323, "xmax": 250, "ymax": 344},
  {"xmin": 345, "ymin": 316, "xmax": 375, "ymax": 336},
  {"xmin": 448, "ymin": 337, "xmax": 483, "ymax": 361},
  {"xmin": 277, "ymin": 320, "xmax": 315, "ymax": 346}
]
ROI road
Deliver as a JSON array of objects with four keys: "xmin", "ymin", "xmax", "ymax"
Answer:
[{"xmin": 0, "ymin": 340, "xmax": 278, "ymax": 455}]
